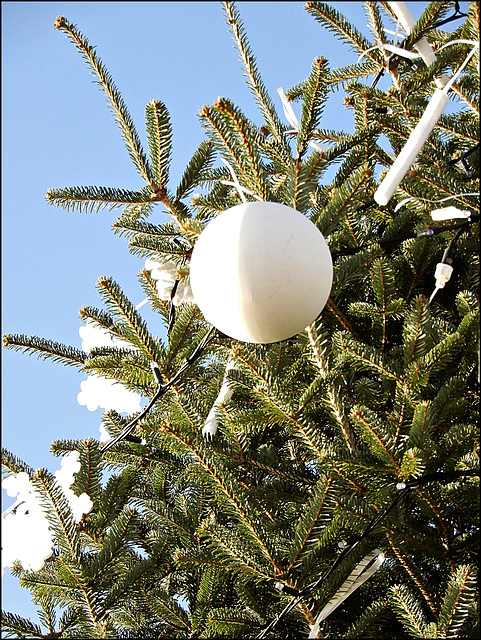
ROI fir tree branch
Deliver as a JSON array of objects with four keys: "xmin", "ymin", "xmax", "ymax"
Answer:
[
  {"xmin": 95, "ymin": 276, "xmax": 161, "ymax": 362},
  {"xmin": 163, "ymin": 427, "xmax": 284, "ymax": 574},
  {"xmin": 214, "ymin": 98, "xmax": 271, "ymax": 200},
  {"xmin": 45, "ymin": 185, "xmax": 155, "ymax": 214},
  {"xmin": 305, "ymin": 2, "xmax": 379, "ymax": 61},
  {"xmin": 33, "ymin": 469, "xmax": 83, "ymax": 561},
  {"xmin": 307, "ymin": 323, "xmax": 356, "ymax": 451},
  {"xmin": 0, "ymin": 612, "xmax": 44, "ymax": 639},
  {"xmin": 1, "ymin": 448, "xmax": 35, "ymax": 477},
  {"xmin": 2, "ymin": 334, "xmax": 87, "ymax": 368},
  {"xmin": 386, "ymin": 533, "xmax": 438, "ymax": 617},
  {"xmin": 297, "ymin": 57, "xmax": 329, "ymax": 159},
  {"xmin": 145, "ymin": 100, "xmax": 172, "ymax": 195},
  {"xmin": 53, "ymin": 16, "xmax": 155, "ymax": 189},
  {"xmin": 222, "ymin": 1, "xmax": 291, "ymax": 156},
  {"xmin": 175, "ymin": 140, "xmax": 216, "ymax": 202},
  {"xmin": 437, "ymin": 564, "xmax": 477, "ymax": 638},
  {"xmin": 286, "ymin": 476, "xmax": 334, "ymax": 572}
]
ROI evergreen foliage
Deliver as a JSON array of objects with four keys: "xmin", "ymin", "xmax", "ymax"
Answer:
[{"xmin": 2, "ymin": 2, "xmax": 479, "ymax": 638}]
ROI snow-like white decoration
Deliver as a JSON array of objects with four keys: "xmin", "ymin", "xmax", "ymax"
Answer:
[
  {"xmin": 2, "ymin": 452, "xmax": 93, "ymax": 576},
  {"xmin": 79, "ymin": 322, "xmax": 130, "ymax": 352},
  {"xmin": 99, "ymin": 423, "xmax": 111, "ymax": 443},
  {"xmin": 202, "ymin": 362, "xmax": 236, "ymax": 441},
  {"xmin": 78, "ymin": 322, "xmax": 142, "ymax": 416},
  {"xmin": 145, "ymin": 258, "xmax": 195, "ymax": 305},
  {"xmin": 2, "ymin": 472, "xmax": 53, "ymax": 574},
  {"xmin": 78, "ymin": 374, "xmax": 142, "ymax": 414},
  {"xmin": 54, "ymin": 451, "xmax": 94, "ymax": 522}
]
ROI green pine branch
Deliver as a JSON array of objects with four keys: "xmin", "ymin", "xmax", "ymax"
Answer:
[
  {"xmin": 45, "ymin": 185, "xmax": 155, "ymax": 214},
  {"xmin": 145, "ymin": 100, "xmax": 172, "ymax": 192},
  {"xmin": 297, "ymin": 57, "xmax": 330, "ymax": 158},
  {"xmin": 222, "ymin": 1, "xmax": 291, "ymax": 155},
  {"xmin": 2, "ymin": 334, "xmax": 87, "ymax": 368},
  {"xmin": 53, "ymin": 16, "xmax": 156, "ymax": 190},
  {"xmin": 95, "ymin": 276, "xmax": 163, "ymax": 363}
]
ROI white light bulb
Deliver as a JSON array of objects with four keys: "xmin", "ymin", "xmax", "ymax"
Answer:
[{"xmin": 431, "ymin": 206, "xmax": 470, "ymax": 221}]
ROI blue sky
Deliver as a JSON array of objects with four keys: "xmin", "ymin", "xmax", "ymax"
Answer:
[{"xmin": 1, "ymin": 0, "xmax": 468, "ymax": 627}]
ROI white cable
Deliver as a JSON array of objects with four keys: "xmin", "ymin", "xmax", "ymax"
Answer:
[
  {"xmin": 220, "ymin": 180, "xmax": 263, "ymax": 201},
  {"xmin": 308, "ymin": 550, "xmax": 385, "ymax": 639},
  {"xmin": 221, "ymin": 158, "xmax": 248, "ymax": 204},
  {"xmin": 436, "ymin": 39, "xmax": 480, "ymax": 92},
  {"xmin": 358, "ymin": 44, "xmax": 422, "ymax": 64},
  {"xmin": 277, "ymin": 87, "xmax": 301, "ymax": 132},
  {"xmin": 135, "ymin": 298, "xmax": 149, "ymax": 310},
  {"xmin": 277, "ymin": 87, "xmax": 330, "ymax": 155}
]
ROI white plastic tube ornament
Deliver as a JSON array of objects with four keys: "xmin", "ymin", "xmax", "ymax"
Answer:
[
  {"xmin": 202, "ymin": 361, "xmax": 236, "ymax": 440},
  {"xmin": 430, "ymin": 206, "xmax": 472, "ymax": 221},
  {"xmin": 308, "ymin": 550, "xmax": 385, "ymax": 639},
  {"xmin": 374, "ymin": 39, "xmax": 479, "ymax": 206}
]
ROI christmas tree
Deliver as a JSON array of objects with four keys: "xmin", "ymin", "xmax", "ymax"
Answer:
[{"xmin": 2, "ymin": 1, "xmax": 479, "ymax": 638}]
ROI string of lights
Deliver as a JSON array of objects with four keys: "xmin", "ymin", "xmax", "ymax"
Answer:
[
  {"xmin": 256, "ymin": 469, "xmax": 480, "ymax": 639},
  {"xmin": 447, "ymin": 142, "xmax": 481, "ymax": 179},
  {"xmin": 330, "ymin": 215, "xmax": 478, "ymax": 260}
]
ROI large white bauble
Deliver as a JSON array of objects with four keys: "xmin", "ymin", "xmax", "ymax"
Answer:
[{"xmin": 190, "ymin": 201, "xmax": 333, "ymax": 343}]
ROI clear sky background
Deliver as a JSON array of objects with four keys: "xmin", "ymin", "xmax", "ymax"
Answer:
[{"xmin": 1, "ymin": 0, "xmax": 469, "ymax": 627}]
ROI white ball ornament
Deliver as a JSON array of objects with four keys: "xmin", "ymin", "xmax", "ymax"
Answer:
[{"xmin": 189, "ymin": 201, "xmax": 333, "ymax": 343}]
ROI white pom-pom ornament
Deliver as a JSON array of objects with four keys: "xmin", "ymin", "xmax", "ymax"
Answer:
[{"xmin": 190, "ymin": 201, "xmax": 333, "ymax": 343}]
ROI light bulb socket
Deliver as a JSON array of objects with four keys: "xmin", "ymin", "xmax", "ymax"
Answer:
[
  {"xmin": 434, "ymin": 262, "xmax": 454, "ymax": 288},
  {"xmin": 275, "ymin": 583, "xmax": 300, "ymax": 596},
  {"xmin": 150, "ymin": 362, "xmax": 163, "ymax": 384}
]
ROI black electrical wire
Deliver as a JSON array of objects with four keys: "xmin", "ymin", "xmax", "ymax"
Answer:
[
  {"xmin": 447, "ymin": 143, "xmax": 480, "ymax": 179},
  {"xmin": 167, "ymin": 238, "xmax": 192, "ymax": 338},
  {"xmin": 100, "ymin": 325, "xmax": 216, "ymax": 453},
  {"xmin": 432, "ymin": 1, "xmax": 467, "ymax": 29},
  {"xmin": 167, "ymin": 278, "xmax": 180, "ymax": 337},
  {"xmin": 256, "ymin": 469, "xmax": 480, "ymax": 639},
  {"xmin": 330, "ymin": 218, "xmax": 476, "ymax": 260},
  {"xmin": 368, "ymin": 2, "xmax": 467, "ymax": 90}
]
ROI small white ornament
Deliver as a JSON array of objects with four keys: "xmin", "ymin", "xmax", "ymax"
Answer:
[
  {"xmin": 202, "ymin": 362, "xmax": 236, "ymax": 440},
  {"xmin": 190, "ymin": 201, "xmax": 333, "ymax": 343},
  {"xmin": 145, "ymin": 258, "xmax": 194, "ymax": 305}
]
